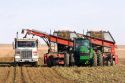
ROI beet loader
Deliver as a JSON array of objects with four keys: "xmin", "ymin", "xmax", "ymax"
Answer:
[{"xmin": 22, "ymin": 29, "xmax": 118, "ymax": 67}]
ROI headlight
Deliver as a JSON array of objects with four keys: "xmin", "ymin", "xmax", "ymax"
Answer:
[{"xmin": 15, "ymin": 55, "xmax": 20, "ymax": 58}]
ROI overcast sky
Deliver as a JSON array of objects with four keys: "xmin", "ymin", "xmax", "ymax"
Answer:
[{"xmin": 0, "ymin": 0, "xmax": 124, "ymax": 44}]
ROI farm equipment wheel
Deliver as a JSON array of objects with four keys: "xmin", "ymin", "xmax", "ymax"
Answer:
[
  {"xmin": 70, "ymin": 53, "xmax": 75, "ymax": 66},
  {"xmin": 93, "ymin": 52, "xmax": 97, "ymax": 66},
  {"xmin": 47, "ymin": 56, "xmax": 54, "ymax": 67},
  {"xmin": 64, "ymin": 53, "xmax": 70, "ymax": 66},
  {"xmin": 32, "ymin": 62, "xmax": 39, "ymax": 67},
  {"xmin": 18, "ymin": 63, "xmax": 23, "ymax": 66},
  {"xmin": 97, "ymin": 51, "xmax": 103, "ymax": 66},
  {"xmin": 107, "ymin": 54, "xmax": 113, "ymax": 66},
  {"xmin": 13, "ymin": 62, "xmax": 17, "ymax": 67}
]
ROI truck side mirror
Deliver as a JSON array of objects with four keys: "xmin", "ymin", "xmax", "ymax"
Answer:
[
  {"xmin": 12, "ymin": 42, "xmax": 15, "ymax": 49},
  {"xmin": 36, "ymin": 39, "xmax": 38, "ymax": 48}
]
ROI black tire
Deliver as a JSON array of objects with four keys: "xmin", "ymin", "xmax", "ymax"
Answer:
[
  {"xmin": 64, "ymin": 53, "xmax": 70, "ymax": 66},
  {"xmin": 93, "ymin": 52, "xmax": 97, "ymax": 66},
  {"xmin": 13, "ymin": 62, "xmax": 17, "ymax": 67},
  {"xmin": 33, "ymin": 62, "xmax": 38, "ymax": 67},
  {"xmin": 13, "ymin": 58, "xmax": 17, "ymax": 67},
  {"xmin": 110, "ymin": 55, "xmax": 113, "ymax": 66},
  {"xmin": 18, "ymin": 63, "xmax": 23, "ymax": 66},
  {"xmin": 108, "ymin": 54, "xmax": 113, "ymax": 66},
  {"xmin": 103, "ymin": 56, "xmax": 108, "ymax": 66},
  {"xmin": 47, "ymin": 56, "xmax": 53, "ymax": 67},
  {"xmin": 98, "ymin": 54, "xmax": 103, "ymax": 66},
  {"xmin": 70, "ymin": 53, "xmax": 75, "ymax": 66}
]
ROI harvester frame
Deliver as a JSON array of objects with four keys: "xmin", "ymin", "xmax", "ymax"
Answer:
[{"xmin": 22, "ymin": 29, "xmax": 118, "ymax": 67}]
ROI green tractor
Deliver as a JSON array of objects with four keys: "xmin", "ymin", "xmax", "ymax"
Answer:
[{"xmin": 68, "ymin": 38, "xmax": 103, "ymax": 66}]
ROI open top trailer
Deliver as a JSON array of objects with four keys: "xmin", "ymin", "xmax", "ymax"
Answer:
[{"xmin": 22, "ymin": 29, "xmax": 118, "ymax": 67}]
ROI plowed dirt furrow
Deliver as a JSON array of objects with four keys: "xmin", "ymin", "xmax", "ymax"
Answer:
[
  {"xmin": 38, "ymin": 67, "xmax": 52, "ymax": 83},
  {"xmin": 27, "ymin": 67, "xmax": 51, "ymax": 83},
  {"xmin": 51, "ymin": 68, "xmax": 74, "ymax": 83},
  {"xmin": 26, "ymin": 67, "xmax": 37, "ymax": 83},
  {"xmin": 21, "ymin": 67, "xmax": 33, "ymax": 83},
  {"xmin": 0, "ymin": 67, "xmax": 10, "ymax": 83},
  {"xmin": 5, "ymin": 67, "xmax": 14, "ymax": 83},
  {"xmin": 14, "ymin": 67, "xmax": 23, "ymax": 83},
  {"xmin": 26, "ymin": 67, "xmax": 36, "ymax": 83},
  {"xmin": 38, "ymin": 67, "xmax": 73, "ymax": 83},
  {"xmin": 20, "ymin": 67, "xmax": 27, "ymax": 83},
  {"xmin": 45, "ymin": 68, "xmax": 67, "ymax": 82},
  {"xmin": 4, "ymin": 68, "xmax": 10, "ymax": 83}
]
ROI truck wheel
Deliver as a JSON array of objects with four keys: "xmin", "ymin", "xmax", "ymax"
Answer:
[
  {"xmin": 93, "ymin": 52, "xmax": 97, "ymax": 66},
  {"xmin": 13, "ymin": 62, "xmax": 17, "ymax": 67},
  {"xmin": 33, "ymin": 62, "xmax": 38, "ymax": 67},
  {"xmin": 18, "ymin": 63, "xmax": 23, "ymax": 66},
  {"xmin": 64, "ymin": 53, "xmax": 70, "ymax": 66},
  {"xmin": 70, "ymin": 53, "xmax": 75, "ymax": 66},
  {"xmin": 98, "ymin": 54, "xmax": 103, "ymax": 66}
]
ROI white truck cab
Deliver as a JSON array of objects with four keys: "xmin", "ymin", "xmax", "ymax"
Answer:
[{"xmin": 14, "ymin": 38, "xmax": 39, "ymax": 66}]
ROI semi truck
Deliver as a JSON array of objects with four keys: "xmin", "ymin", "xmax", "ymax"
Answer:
[{"xmin": 13, "ymin": 38, "xmax": 39, "ymax": 66}]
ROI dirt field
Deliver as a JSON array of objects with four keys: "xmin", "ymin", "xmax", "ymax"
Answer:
[{"xmin": 0, "ymin": 44, "xmax": 125, "ymax": 83}]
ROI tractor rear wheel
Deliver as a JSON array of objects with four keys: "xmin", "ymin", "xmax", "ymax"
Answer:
[
  {"xmin": 64, "ymin": 53, "xmax": 70, "ymax": 66},
  {"xmin": 98, "ymin": 54, "xmax": 103, "ymax": 66},
  {"xmin": 70, "ymin": 53, "xmax": 75, "ymax": 66},
  {"xmin": 93, "ymin": 52, "xmax": 97, "ymax": 66}
]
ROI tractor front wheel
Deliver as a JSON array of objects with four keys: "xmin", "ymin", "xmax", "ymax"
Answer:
[
  {"xmin": 98, "ymin": 54, "xmax": 103, "ymax": 66},
  {"xmin": 70, "ymin": 53, "xmax": 75, "ymax": 66}
]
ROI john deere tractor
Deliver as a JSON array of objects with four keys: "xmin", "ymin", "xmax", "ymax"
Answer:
[
  {"xmin": 53, "ymin": 31, "xmax": 103, "ymax": 66},
  {"xmin": 67, "ymin": 38, "xmax": 103, "ymax": 66}
]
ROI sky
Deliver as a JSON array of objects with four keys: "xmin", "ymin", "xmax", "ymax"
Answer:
[{"xmin": 0, "ymin": 0, "xmax": 124, "ymax": 44}]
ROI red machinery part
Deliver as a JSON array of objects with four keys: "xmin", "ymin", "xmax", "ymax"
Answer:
[
  {"xmin": 44, "ymin": 53, "xmax": 65, "ymax": 65},
  {"xmin": 23, "ymin": 29, "xmax": 118, "ymax": 65}
]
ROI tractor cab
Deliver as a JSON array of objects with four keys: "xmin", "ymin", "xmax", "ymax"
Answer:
[{"xmin": 74, "ymin": 38, "xmax": 94, "ymax": 65}]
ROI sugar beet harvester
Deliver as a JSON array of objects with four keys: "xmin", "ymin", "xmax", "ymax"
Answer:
[{"xmin": 22, "ymin": 29, "xmax": 118, "ymax": 67}]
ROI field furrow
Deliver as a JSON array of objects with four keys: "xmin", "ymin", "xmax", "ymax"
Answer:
[{"xmin": 0, "ymin": 45, "xmax": 125, "ymax": 83}]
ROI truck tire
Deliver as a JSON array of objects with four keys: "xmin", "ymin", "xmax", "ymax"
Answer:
[
  {"xmin": 98, "ymin": 54, "xmax": 103, "ymax": 66},
  {"xmin": 33, "ymin": 62, "xmax": 38, "ymax": 67},
  {"xmin": 13, "ymin": 62, "xmax": 17, "ymax": 67},
  {"xmin": 18, "ymin": 63, "xmax": 23, "ymax": 66},
  {"xmin": 13, "ymin": 58, "xmax": 17, "ymax": 67},
  {"xmin": 93, "ymin": 52, "xmax": 97, "ymax": 66},
  {"xmin": 70, "ymin": 53, "xmax": 75, "ymax": 66},
  {"xmin": 64, "ymin": 53, "xmax": 70, "ymax": 66}
]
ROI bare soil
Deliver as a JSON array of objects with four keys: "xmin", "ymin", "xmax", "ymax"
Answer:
[{"xmin": 0, "ymin": 44, "xmax": 125, "ymax": 83}]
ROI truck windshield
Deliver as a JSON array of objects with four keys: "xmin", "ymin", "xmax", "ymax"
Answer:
[{"xmin": 17, "ymin": 41, "xmax": 36, "ymax": 47}]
